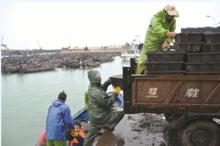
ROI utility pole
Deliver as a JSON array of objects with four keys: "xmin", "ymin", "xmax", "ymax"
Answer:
[
  {"xmin": 37, "ymin": 40, "xmax": 43, "ymax": 50},
  {"xmin": 1, "ymin": 36, "xmax": 8, "ymax": 50},
  {"xmin": 1, "ymin": 36, "xmax": 3, "ymax": 50}
]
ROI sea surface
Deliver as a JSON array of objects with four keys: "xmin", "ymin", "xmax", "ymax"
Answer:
[{"xmin": 1, "ymin": 56, "xmax": 128, "ymax": 146}]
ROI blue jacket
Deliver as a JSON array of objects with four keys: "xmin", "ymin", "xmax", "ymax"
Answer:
[{"xmin": 46, "ymin": 99, "xmax": 73, "ymax": 140}]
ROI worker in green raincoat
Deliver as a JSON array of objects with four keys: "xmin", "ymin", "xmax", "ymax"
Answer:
[
  {"xmin": 136, "ymin": 4, "xmax": 179, "ymax": 74},
  {"xmin": 83, "ymin": 70, "xmax": 124, "ymax": 146}
]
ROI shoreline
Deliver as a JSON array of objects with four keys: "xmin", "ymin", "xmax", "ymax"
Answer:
[{"xmin": 1, "ymin": 49, "xmax": 125, "ymax": 74}]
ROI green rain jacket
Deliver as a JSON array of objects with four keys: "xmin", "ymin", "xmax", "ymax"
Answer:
[
  {"xmin": 87, "ymin": 70, "xmax": 116, "ymax": 125},
  {"xmin": 137, "ymin": 9, "xmax": 179, "ymax": 73}
]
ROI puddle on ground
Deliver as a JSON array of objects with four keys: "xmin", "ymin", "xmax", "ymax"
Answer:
[{"xmin": 94, "ymin": 113, "xmax": 168, "ymax": 146}]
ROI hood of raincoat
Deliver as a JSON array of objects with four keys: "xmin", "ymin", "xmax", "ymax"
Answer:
[
  {"xmin": 52, "ymin": 99, "xmax": 64, "ymax": 107},
  {"xmin": 88, "ymin": 70, "xmax": 101, "ymax": 84}
]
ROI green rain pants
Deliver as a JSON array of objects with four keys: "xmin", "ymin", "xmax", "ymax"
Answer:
[
  {"xmin": 136, "ymin": 44, "xmax": 159, "ymax": 74},
  {"xmin": 83, "ymin": 111, "xmax": 124, "ymax": 146},
  {"xmin": 136, "ymin": 44, "xmax": 149, "ymax": 74},
  {"xmin": 46, "ymin": 140, "xmax": 66, "ymax": 146}
]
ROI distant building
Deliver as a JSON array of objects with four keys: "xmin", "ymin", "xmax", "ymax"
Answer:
[
  {"xmin": 61, "ymin": 46, "xmax": 71, "ymax": 51},
  {"xmin": 1, "ymin": 44, "xmax": 9, "ymax": 50}
]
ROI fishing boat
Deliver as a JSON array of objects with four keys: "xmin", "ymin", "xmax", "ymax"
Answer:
[{"xmin": 121, "ymin": 43, "xmax": 143, "ymax": 61}]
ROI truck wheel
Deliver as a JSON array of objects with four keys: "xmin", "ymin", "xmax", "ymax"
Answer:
[{"xmin": 178, "ymin": 120, "xmax": 220, "ymax": 146}]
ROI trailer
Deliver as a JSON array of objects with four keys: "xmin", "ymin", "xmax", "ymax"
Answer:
[{"xmin": 112, "ymin": 59, "xmax": 220, "ymax": 146}]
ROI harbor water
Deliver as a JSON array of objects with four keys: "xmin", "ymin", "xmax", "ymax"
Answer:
[{"xmin": 1, "ymin": 56, "xmax": 127, "ymax": 146}]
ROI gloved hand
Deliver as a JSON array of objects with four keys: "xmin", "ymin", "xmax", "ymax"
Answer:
[
  {"xmin": 113, "ymin": 86, "xmax": 121, "ymax": 94},
  {"xmin": 166, "ymin": 31, "xmax": 176, "ymax": 38},
  {"xmin": 71, "ymin": 130, "xmax": 79, "ymax": 138},
  {"xmin": 162, "ymin": 42, "xmax": 170, "ymax": 50}
]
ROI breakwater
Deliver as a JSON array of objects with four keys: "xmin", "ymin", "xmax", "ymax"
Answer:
[{"xmin": 1, "ymin": 49, "xmax": 121, "ymax": 74}]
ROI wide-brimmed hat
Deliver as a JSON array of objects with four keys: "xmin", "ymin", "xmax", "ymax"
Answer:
[{"xmin": 164, "ymin": 4, "xmax": 178, "ymax": 16}]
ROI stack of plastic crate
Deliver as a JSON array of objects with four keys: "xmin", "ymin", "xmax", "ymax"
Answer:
[
  {"xmin": 175, "ymin": 32, "xmax": 204, "ymax": 53},
  {"xmin": 145, "ymin": 32, "xmax": 202, "ymax": 75},
  {"xmin": 185, "ymin": 32, "xmax": 220, "ymax": 74},
  {"xmin": 146, "ymin": 51, "xmax": 185, "ymax": 75},
  {"xmin": 145, "ymin": 27, "xmax": 220, "ymax": 75},
  {"xmin": 181, "ymin": 27, "xmax": 220, "ymax": 33},
  {"xmin": 175, "ymin": 27, "xmax": 220, "ymax": 74}
]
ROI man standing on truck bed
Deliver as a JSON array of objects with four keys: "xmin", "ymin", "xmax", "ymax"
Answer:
[{"xmin": 136, "ymin": 4, "xmax": 179, "ymax": 74}]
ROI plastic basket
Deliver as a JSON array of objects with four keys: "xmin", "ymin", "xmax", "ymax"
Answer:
[
  {"xmin": 175, "ymin": 33, "xmax": 203, "ymax": 43},
  {"xmin": 175, "ymin": 42, "xmax": 203, "ymax": 53},
  {"xmin": 203, "ymin": 43, "xmax": 220, "ymax": 52},
  {"xmin": 204, "ymin": 33, "xmax": 220, "ymax": 43},
  {"xmin": 146, "ymin": 62, "xmax": 184, "ymax": 72},
  {"xmin": 187, "ymin": 52, "xmax": 220, "ymax": 63},
  {"xmin": 147, "ymin": 51, "xmax": 185, "ymax": 62},
  {"xmin": 186, "ymin": 63, "xmax": 220, "ymax": 73}
]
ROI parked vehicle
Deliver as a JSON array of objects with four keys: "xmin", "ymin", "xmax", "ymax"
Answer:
[{"xmin": 110, "ymin": 58, "xmax": 220, "ymax": 146}]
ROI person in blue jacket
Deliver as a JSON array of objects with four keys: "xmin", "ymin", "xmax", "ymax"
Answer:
[{"xmin": 46, "ymin": 91, "xmax": 74, "ymax": 146}]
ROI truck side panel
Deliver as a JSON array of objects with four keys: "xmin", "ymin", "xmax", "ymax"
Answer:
[{"xmin": 123, "ymin": 68, "xmax": 220, "ymax": 113}]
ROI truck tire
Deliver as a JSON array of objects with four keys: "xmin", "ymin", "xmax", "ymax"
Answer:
[{"xmin": 178, "ymin": 119, "xmax": 220, "ymax": 146}]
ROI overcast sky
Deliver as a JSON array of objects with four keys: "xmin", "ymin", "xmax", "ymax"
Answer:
[{"xmin": 1, "ymin": 0, "xmax": 220, "ymax": 49}]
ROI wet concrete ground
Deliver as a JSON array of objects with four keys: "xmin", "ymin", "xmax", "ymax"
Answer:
[{"xmin": 94, "ymin": 113, "xmax": 168, "ymax": 146}]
